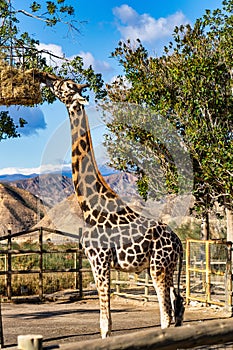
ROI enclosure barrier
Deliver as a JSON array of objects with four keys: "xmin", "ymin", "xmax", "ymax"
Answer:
[
  {"xmin": 112, "ymin": 239, "xmax": 233, "ymax": 312},
  {"xmin": 112, "ymin": 270, "xmax": 157, "ymax": 301},
  {"xmin": 0, "ymin": 228, "xmax": 233, "ymax": 348},
  {"xmin": 0, "ymin": 229, "xmax": 232, "ymax": 313},
  {"xmin": 186, "ymin": 239, "xmax": 232, "ymax": 313},
  {"xmin": 112, "ymin": 245, "xmax": 186, "ymax": 302},
  {"xmin": 0, "ymin": 227, "xmax": 84, "ymax": 300}
]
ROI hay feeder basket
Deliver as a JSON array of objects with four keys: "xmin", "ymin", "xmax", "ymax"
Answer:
[{"xmin": 0, "ymin": 46, "xmax": 42, "ymax": 106}]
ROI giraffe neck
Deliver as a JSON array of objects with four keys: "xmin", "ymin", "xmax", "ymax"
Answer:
[{"xmin": 68, "ymin": 100, "xmax": 123, "ymax": 223}]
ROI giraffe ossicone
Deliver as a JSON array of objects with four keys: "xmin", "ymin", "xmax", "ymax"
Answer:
[{"xmin": 39, "ymin": 72, "xmax": 185, "ymax": 338}]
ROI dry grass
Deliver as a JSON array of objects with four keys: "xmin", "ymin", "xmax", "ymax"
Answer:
[{"xmin": 0, "ymin": 60, "xmax": 42, "ymax": 106}]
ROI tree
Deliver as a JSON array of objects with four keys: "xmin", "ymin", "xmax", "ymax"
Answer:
[
  {"xmin": 0, "ymin": 0, "xmax": 106, "ymax": 140},
  {"xmin": 0, "ymin": 111, "xmax": 26, "ymax": 140},
  {"xmin": 104, "ymin": 0, "xmax": 233, "ymax": 239}
]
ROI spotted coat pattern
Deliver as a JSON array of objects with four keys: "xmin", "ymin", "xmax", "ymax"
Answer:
[{"xmin": 41, "ymin": 73, "xmax": 184, "ymax": 338}]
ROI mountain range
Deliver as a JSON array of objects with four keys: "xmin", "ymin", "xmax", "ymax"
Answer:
[
  {"xmin": 0, "ymin": 164, "xmax": 117, "ymax": 183},
  {"xmin": 10, "ymin": 174, "xmax": 74, "ymax": 207},
  {"xmin": 0, "ymin": 171, "xmax": 139, "ymax": 236},
  {"xmin": 0, "ymin": 170, "xmax": 198, "ymax": 240},
  {"xmin": 0, "ymin": 173, "xmax": 39, "ymax": 182}
]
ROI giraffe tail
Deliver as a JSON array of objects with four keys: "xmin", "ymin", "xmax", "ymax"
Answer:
[
  {"xmin": 177, "ymin": 248, "xmax": 183, "ymax": 296},
  {"xmin": 173, "ymin": 249, "xmax": 185, "ymax": 326}
]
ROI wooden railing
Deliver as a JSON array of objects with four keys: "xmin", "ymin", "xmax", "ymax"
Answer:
[
  {"xmin": 0, "ymin": 227, "xmax": 85, "ymax": 300},
  {"xmin": 0, "ymin": 228, "xmax": 232, "ymax": 314}
]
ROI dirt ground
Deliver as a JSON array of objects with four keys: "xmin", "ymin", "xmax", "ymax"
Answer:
[{"xmin": 0, "ymin": 291, "xmax": 230, "ymax": 349}]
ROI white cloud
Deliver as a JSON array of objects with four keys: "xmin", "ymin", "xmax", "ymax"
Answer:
[
  {"xmin": 0, "ymin": 164, "xmax": 71, "ymax": 176},
  {"xmin": 113, "ymin": 4, "xmax": 138, "ymax": 24},
  {"xmin": 76, "ymin": 51, "xmax": 112, "ymax": 73},
  {"xmin": 37, "ymin": 43, "xmax": 64, "ymax": 58},
  {"xmin": 113, "ymin": 5, "xmax": 189, "ymax": 43},
  {"xmin": 37, "ymin": 43, "xmax": 112, "ymax": 74},
  {"xmin": 37, "ymin": 43, "xmax": 65, "ymax": 66}
]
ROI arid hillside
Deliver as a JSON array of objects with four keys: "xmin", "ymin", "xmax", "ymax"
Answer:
[
  {"xmin": 10, "ymin": 174, "xmax": 74, "ymax": 207},
  {"xmin": 34, "ymin": 193, "xmax": 84, "ymax": 235},
  {"xmin": 0, "ymin": 183, "xmax": 48, "ymax": 234},
  {"xmin": 2, "ymin": 172, "xmax": 217, "ymax": 239},
  {"xmin": 0, "ymin": 172, "xmax": 139, "ymax": 235}
]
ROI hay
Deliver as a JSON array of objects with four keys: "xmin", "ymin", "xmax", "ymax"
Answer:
[{"xmin": 0, "ymin": 60, "xmax": 42, "ymax": 106}]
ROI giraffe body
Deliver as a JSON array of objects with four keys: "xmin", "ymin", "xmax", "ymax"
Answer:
[{"xmin": 40, "ymin": 73, "xmax": 184, "ymax": 338}]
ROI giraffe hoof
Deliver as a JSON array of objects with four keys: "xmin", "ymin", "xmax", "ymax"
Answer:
[{"xmin": 100, "ymin": 330, "xmax": 111, "ymax": 339}]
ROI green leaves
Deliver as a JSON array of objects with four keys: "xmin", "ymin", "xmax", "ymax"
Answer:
[
  {"xmin": 0, "ymin": 111, "xmax": 26, "ymax": 141},
  {"xmin": 28, "ymin": 1, "xmax": 75, "ymax": 26},
  {"xmin": 30, "ymin": 2, "xmax": 41, "ymax": 12},
  {"xmin": 46, "ymin": 1, "xmax": 57, "ymax": 15},
  {"xmin": 57, "ymin": 56, "xmax": 106, "ymax": 101},
  {"xmin": 106, "ymin": 0, "xmax": 233, "ymax": 214},
  {"xmin": 0, "ymin": 0, "xmax": 106, "ymax": 138}
]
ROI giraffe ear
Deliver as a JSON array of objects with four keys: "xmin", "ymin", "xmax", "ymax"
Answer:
[
  {"xmin": 77, "ymin": 83, "xmax": 90, "ymax": 90},
  {"xmin": 76, "ymin": 93, "xmax": 89, "ymax": 105}
]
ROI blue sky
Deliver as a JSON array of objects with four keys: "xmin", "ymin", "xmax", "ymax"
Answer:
[{"xmin": 0, "ymin": 0, "xmax": 222, "ymax": 175}]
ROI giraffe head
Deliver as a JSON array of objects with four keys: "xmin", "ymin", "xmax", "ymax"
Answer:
[
  {"xmin": 53, "ymin": 79, "xmax": 89, "ymax": 106},
  {"xmin": 36, "ymin": 71, "xmax": 89, "ymax": 106}
]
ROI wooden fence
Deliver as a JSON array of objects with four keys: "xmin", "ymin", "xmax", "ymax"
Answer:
[
  {"xmin": 0, "ymin": 227, "xmax": 85, "ymax": 300},
  {"xmin": 0, "ymin": 228, "xmax": 233, "ymax": 349},
  {"xmin": 0, "ymin": 228, "xmax": 232, "ymax": 313},
  {"xmin": 113, "ymin": 239, "xmax": 233, "ymax": 312},
  {"xmin": 0, "ymin": 226, "xmax": 121, "ymax": 301}
]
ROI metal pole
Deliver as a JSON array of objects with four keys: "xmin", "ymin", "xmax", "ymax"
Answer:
[
  {"xmin": 206, "ymin": 241, "xmax": 211, "ymax": 305},
  {"xmin": 38, "ymin": 228, "xmax": 43, "ymax": 300},
  {"xmin": 144, "ymin": 271, "xmax": 149, "ymax": 301},
  {"xmin": 225, "ymin": 241, "xmax": 233, "ymax": 315},
  {"xmin": 78, "ymin": 229, "xmax": 83, "ymax": 299},
  {"xmin": 7, "ymin": 227, "xmax": 12, "ymax": 301},
  {"xmin": 0, "ymin": 294, "xmax": 4, "ymax": 348},
  {"xmin": 74, "ymin": 251, "xmax": 78, "ymax": 290},
  {"xmin": 185, "ymin": 239, "xmax": 190, "ymax": 305}
]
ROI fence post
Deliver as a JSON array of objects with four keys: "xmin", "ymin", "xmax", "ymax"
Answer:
[
  {"xmin": 74, "ymin": 251, "xmax": 78, "ymax": 290},
  {"xmin": 185, "ymin": 239, "xmax": 190, "ymax": 305},
  {"xmin": 6, "ymin": 227, "xmax": 12, "ymax": 301},
  {"xmin": 225, "ymin": 241, "xmax": 233, "ymax": 315},
  {"xmin": 144, "ymin": 271, "xmax": 149, "ymax": 301},
  {"xmin": 78, "ymin": 229, "xmax": 83, "ymax": 299},
  {"xmin": 0, "ymin": 294, "xmax": 4, "ymax": 348},
  {"xmin": 38, "ymin": 228, "xmax": 43, "ymax": 300},
  {"xmin": 115, "ymin": 271, "xmax": 121, "ymax": 294},
  {"xmin": 206, "ymin": 241, "xmax": 211, "ymax": 305},
  {"xmin": 78, "ymin": 249, "xmax": 83, "ymax": 299}
]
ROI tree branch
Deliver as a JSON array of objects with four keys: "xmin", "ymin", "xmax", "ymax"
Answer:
[
  {"xmin": 17, "ymin": 9, "xmax": 52, "ymax": 25},
  {"xmin": 16, "ymin": 9, "xmax": 81, "ymax": 33}
]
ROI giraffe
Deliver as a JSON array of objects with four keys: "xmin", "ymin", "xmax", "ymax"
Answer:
[{"xmin": 38, "ymin": 72, "xmax": 185, "ymax": 338}]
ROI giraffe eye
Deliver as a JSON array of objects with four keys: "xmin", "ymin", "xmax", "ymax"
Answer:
[{"xmin": 67, "ymin": 82, "xmax": 74, "ymax": 90}]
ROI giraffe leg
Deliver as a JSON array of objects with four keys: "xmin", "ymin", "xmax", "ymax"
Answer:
[
  {"xmin": 98, "ymin": 277, "xmax": 112, "ymax": 339},
  {"xmin": 90, "ymin": 260, "xmax": 112, "ymax": 338},
  {"xmin": 150, "ymin": 268, "xmax": 173, "ymax": 329}
]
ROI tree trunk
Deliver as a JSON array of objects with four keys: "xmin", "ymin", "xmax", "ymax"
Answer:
[
  {"xmin": 226, "ymin": 207, "xmax": 233, "ymax": 242},
  {"xmin": 201, "ymin": 212, "xmax": 210, "ymax": 240}
]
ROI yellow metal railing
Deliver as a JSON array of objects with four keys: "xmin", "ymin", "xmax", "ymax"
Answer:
[{"xmin": 186, "ymin": 239, "xmax": 232, "ymax": 311}]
